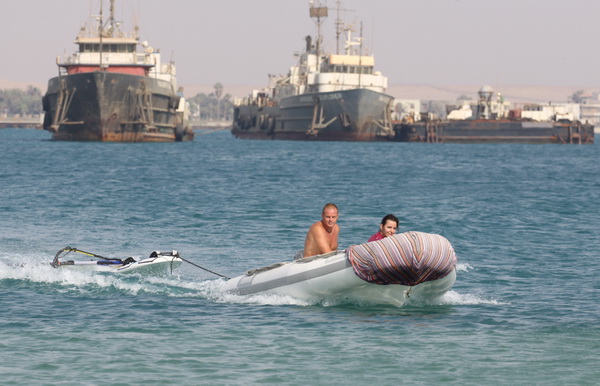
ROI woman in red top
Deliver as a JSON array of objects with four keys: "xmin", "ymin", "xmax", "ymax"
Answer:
[{"xmin": 368, "ymin": 214, "xmax": 399, "ymax": 242}]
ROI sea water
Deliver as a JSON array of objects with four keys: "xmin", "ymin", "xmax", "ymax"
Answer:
[{"xmin": 0, "ymin": 128, "xmax": 598, "ymax": 385}]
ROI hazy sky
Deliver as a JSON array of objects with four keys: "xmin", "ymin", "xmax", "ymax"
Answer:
[{"xmin": 2, "ymin": 0, "xmax": 599, "ymax": 90}]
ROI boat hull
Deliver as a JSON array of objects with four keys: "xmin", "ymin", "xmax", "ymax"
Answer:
[
  {"xmin": 232, "ymin": 88, "xmax": 395, "ymax": 141},
  {"xmin": 395, "ymin": 120, "xmax": 595, "ymax": 144},
  {"xmin": 221, "ymin": 251, "xmax": 456, "ymax": 306},
  {"xmin": 42, "ymin": 72, "xmax": 193, "ymax": 142}
]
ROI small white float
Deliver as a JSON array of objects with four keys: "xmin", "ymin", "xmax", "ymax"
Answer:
[
  {"xmin": 221, "ymin": 231, "xmax": 457, "ymax": 306},
  {"xmin": 51, "ymin": 246, "xmax": 182, "ymax": 275}
]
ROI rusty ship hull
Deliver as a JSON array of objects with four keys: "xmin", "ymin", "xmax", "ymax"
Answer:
[
  {"xmin": 232, "ymin": 88, "xmax": 395, "ymax": 141},
  {"xmin": 394, "ymin": 120, "xmax": 594, "ymax": 144},
  {"xmin": 43, "ymin": 71, "xmax": 191, "ymax": 142}
]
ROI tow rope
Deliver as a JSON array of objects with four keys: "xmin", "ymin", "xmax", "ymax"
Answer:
[{"xmin": 177, "ymin": 255, "xmax": 230, "ymax": 279}]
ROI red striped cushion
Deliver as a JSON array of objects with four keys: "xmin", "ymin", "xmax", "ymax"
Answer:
[{"xmin": 347, "ymin": 232, "xmax": 457, "ymax": 285}]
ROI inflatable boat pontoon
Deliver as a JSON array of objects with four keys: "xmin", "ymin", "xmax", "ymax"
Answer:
[
  {"xmin": 51, "ymin": 246, "xmax": 182, "ymax": 275},
  {"xmin": 221, "ymin": 231, "xmax": 457, "ymax": 306}
]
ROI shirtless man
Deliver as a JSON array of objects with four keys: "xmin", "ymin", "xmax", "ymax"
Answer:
[{"xmin": 302, "ymin": 203, "xmax": 340, "ymax": 258}]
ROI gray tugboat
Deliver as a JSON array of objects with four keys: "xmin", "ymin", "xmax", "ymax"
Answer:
[
  {"xmin": 42, "ymin": 0, "xmax": 193, "ymax": 142},
  {"xmin": 231, "ymin": 3, "xmax": 394, "ymax": 141}
]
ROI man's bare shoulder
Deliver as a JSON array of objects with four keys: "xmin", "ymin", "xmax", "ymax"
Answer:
[{"xmin": 308, "ymin": 221, "xmax": 324, "ymax": 233}]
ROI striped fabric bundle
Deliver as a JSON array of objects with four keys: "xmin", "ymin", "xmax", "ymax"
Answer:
[{"xmin": 347, "ymin": 231, "xmax": 457, "ymax": 286}]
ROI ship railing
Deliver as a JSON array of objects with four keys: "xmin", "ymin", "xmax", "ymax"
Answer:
[
  {"xmin": 235, "ymin": 96, "xmax": 277, "ymax": 108},
  {"xmin": 57, "ymin": 52, "xmax": 156, "ymax": 67}
]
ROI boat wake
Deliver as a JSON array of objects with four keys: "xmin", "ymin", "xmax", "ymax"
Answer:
[
  {"xmin": 0, "ymin": 257, "xmax": 313, "ymax": 305},
  {"xmin": 217, "ymin": 287, "xmax": 506, "ymax": 308},
  {"xmin": 438, "ymin": 290, "xmax": 508, "ymax": 306},
  {"xmin": 0, "ymin": 252, "xmax": 204, "ymax": 296},
  {"xmin": 0, "ymin": 254, "xmax": 502, "ymax": 307}
]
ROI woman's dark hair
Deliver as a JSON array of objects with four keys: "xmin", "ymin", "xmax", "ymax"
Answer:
[{"xmin": 380, "ymin": 214, "xmax": 399, "ymax": 226}]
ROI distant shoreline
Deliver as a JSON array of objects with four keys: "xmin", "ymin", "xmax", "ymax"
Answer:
[{"xmin": 1, "ymin": 79, "xmax": 598, "ymax": 104}]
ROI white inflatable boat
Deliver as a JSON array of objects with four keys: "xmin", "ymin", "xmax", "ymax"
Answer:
[
  {"xmin": 51, "ymin": 247, "xmax": 183, "ymax": 275},
  {"xmin": 221, "ymin": 231, "xmax": 458, "ymax": 306}
]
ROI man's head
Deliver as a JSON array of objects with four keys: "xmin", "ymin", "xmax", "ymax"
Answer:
[{"xmin": 321, "ymin": 203, "xmax": 339, "ymax": 231}]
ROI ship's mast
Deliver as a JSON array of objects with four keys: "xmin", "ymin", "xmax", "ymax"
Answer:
[
  {"xmin": 109, "ymin": 0, "xmax": 115, "ymax": 33},
  {"xmin": 335, "ymin": 0, "xmax": 341, "ymax": 54},
  {"xmin": 309, "ymin": 2, "xmax": 328, "ymax": 56},
  {"xmin": 334, "ymin": 1, "xmax": 354, "ymax": 55},
  {"xmin": 106, "ymin": 0, "xmax": 117, "ymax": 37},
  {"xmin": 99, "ymin": 0, "xmax": 104, "ymax": 69},
  {"xmin": 98, "ymin": 0, "xmax": 119, "ymax": 70},
  {"xmin": 358, "ymin": 22, "xmax": 363, "ymax": 87}
]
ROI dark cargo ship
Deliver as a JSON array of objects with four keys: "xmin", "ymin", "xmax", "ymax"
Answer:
[
  {"xmin": 394, "ymin": 86, "xmax": 594, "ymax": 144},
  {"xmin": 231, "ymin": 4, "xmax": 395, "ymax": 141},
  {"xmin": 42, "ymin": 0, "xmax": 193, "ymax": 142}
]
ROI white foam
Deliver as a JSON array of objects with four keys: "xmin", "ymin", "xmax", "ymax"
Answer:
[
  {"xmin": 1, "ymin": 256, "xmax": 503, "ymax": 307},
  {"xmin": 437, "ymin": 290, "xmax": 508, "ymax": 305},
  {"xmin": 456, "ymin": 262, "xmax": 473, "ymax": 272},
  {"xmin": 212, "ymin": 279, "xmax": 314, "ymax": 306},
  {"xmin": 221, "ymin": 292, "xmax": 315, "ymax": 306},
  {"xmin": 0, "ymin": 255, "xmax": 212, "ymax": 297}
]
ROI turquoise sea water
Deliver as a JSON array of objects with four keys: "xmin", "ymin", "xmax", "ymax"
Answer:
[{"xmin": 1, "ymin": 128, "xmax": 598, "ymax": 385}]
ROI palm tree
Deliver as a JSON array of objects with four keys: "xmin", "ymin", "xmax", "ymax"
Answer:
[{"xmin": 214, "ymin": 83, "xmax": 223, "ymax": 120}]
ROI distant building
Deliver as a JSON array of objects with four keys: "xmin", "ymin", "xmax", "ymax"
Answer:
[
  {"xmin": 414, "ymin": 85, "xmax": 586, "ymax": 123},
  {"xmin": 393, "ymin": 99, "xmax": 420, "ymax": 121},
  {"xmin": 516, "ymin": 103, "xmax": 579, "ymax": 122},
  {"xmin": 579, "ymin": 91, "xmax": 600, "ymax": 127}
]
